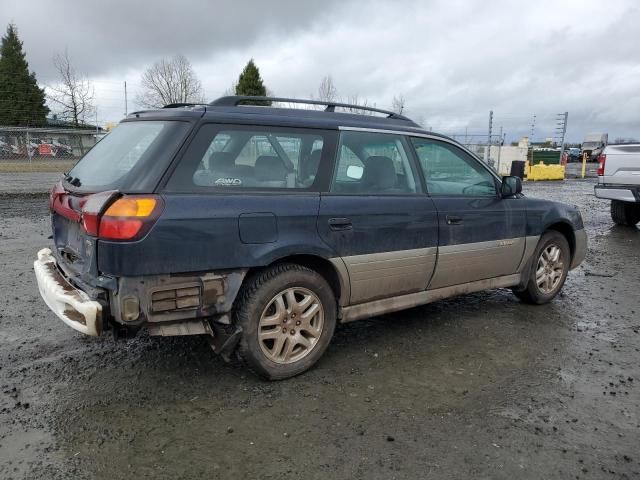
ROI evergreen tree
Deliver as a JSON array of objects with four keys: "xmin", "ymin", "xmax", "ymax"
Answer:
[
  {"xmin": 234, "ymin": 59, "xmax": 270, "ymax": 105},
  {"xmin": 0, "ymin": 24, "xmax": 49, "ymax": 126}
]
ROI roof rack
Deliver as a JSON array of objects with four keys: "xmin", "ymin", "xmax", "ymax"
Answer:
[
  {"xmin": 162, "ymin": 103, "xmax": 209, "ymax": 109},
  {"xmin": 209, "ymin": 96, "xmax": 411, "ymax": 121}
]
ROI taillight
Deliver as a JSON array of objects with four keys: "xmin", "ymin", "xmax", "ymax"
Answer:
[
  {"xmin": 81, "ymin": 191, "xmax": 118, "ymax": 236},
  {"xmin": 49, "ymin": 181, "xmax": 64, "ymax": 211},
  {"xmin": 95, "ymin": 196, "xmax": 163, "ymax": 241},
  {"xmin": 53, "ymin": 187, "xmax": 162, "ymax": 242},
  {"xmin": 597, "ymin": 153, "xmax": 606, "ymax": 176}
]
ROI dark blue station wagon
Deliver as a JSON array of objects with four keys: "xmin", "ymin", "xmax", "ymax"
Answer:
[{"xmin": 34, "ymin": 96, "xmax": 587, "ymax": 379}]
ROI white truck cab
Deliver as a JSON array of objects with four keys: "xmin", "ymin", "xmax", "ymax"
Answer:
[{"xmin": 582, "ymin": 133, "xmax": 608, "ymax": 162}]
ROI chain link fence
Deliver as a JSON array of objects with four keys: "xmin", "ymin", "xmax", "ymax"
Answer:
[
  {"xmin": 448, "ymin": 134, "xmax": 503, "ymax": 166},
  {"xmin": 0, "ymin": 126, "xmax": 103, "ymax": 172},
  {"xmin": 446, "ymin": 133, "xmax": 534, "ymax": 176}
]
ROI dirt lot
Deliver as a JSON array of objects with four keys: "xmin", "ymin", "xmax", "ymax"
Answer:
[
  {"xmin": 0, "ymin": 159, "xmax": 75, "ymax": 174},
  {"xmin": 0, "ymin": 179, "xmax": 638, "ymax": 479}
]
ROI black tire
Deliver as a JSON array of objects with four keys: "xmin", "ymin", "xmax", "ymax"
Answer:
[
  {"xmin": 513, "ymin": 230, "xmax": 571, "ymax": 305},
  {"xmin": 611, "ymin": 200, "xmax": 640, "ymax": 226},
  {"xmin": 235, "ymin": 263, "xmax": 337, "ymax": 380}
]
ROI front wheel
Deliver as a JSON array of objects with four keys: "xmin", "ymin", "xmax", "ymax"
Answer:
[
  {"xmin": 611, "ymin": 200, "xmax": 640, "ymax": 226},
  {"xmin": 235, "ymin": 263, "xmax": 337, "ymax": 380},
  {"xmin": 514, "ymin": 231, "xmax": 570, "ymax": 305}
]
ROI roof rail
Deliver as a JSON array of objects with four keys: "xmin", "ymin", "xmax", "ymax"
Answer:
[
  {"xmin": 162, "ymin": 103, "xmax": 209, "ymax": 109},
  {"xmin": 209, "ymin": 96, "xmax": 411, "ymax": 121}
]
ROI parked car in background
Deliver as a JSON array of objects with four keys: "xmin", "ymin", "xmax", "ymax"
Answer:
[
  {"xmin": 52, "ymin": 139, "xmax": 73, "ymax": 157},
  {"xmin": 37, "ymin": 141, "xmax": 56, "ymax": 157},
  {"xmin": 0, "ymin": 138, "xmax": 13, "ymax": 157},
  {"xmin": 25, "ymin": 139, "xmax": 41, "ymax": 157},
  {"xmin": 595, "ymin": 144, "xmax": 640, "ymax": 226},
  {"xmin": 34, "ymin": 96, "xmax": 587, "ymax": 379},
  {"xmin": 568, "ymin": 147, "xmax": 581, "ymax": 162},
  {"xmin": 582, "ymin": 133, "xmax": 608, "ymax": 162}
]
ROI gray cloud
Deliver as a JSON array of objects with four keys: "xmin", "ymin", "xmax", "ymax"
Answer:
[
  {"xmin": 4, "ymin": 0, "xmax": 344, "ymax": 80},
  {"xmin": 3, "ymin": 0, "xmax": 639, "ymax": 141}
]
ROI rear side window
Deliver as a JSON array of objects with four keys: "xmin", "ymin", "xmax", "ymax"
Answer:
[
  {"xmin": 66, "ymin": 121, "xmax": 189, "ymax": 191},
  {"xmin": 166, "ymin": 125, "xmax": 331, "ymax": 191}
]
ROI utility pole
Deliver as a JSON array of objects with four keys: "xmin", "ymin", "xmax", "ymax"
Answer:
[
  {"xmin": 530, "ymin": 114, "xmax": 536, "ymax": 146},
  {"xmin": 124, "ymin": 81, "xmax": 128, "ymax": 117},
  {"xmin": 487, "ymin": 110, "xmax": 493, "ymax": 163},
  {"xmin": 496, "ymin": 125, "xmax": 503, "ymax": 174},
  {"xmin": 556, "ymin": 111, "xmax": 568, "ymax": 163}
]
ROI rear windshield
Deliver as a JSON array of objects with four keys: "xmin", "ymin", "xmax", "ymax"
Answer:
[{"xmin": 66, "ymin": 120, "xmax": 189, "ymax": 191}]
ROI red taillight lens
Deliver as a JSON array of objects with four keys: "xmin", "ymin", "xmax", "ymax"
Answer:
[
  {"xmin": 98, "ymin": 218, "xmax": 144, "ymax": 239},
  {"xmin": 95, "ymin": 196, "xmax": 163, "ymax": 241},
  {"xmin": 81, "ymin": 191, "xmax": 118, "ymax": 236},
  {"xmin": 597, "ymin": 153, "xmax": 606, "ymax": 176}
]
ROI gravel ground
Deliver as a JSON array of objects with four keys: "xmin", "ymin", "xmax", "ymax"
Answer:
[
  {"xmin": 0, "ymin": 179, "xmax": 638, "ymax": 479},
  {"xmin": 0, "ymin": 172, "xmax": 62, "ymax": 194}
]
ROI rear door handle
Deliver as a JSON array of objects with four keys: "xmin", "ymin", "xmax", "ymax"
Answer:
[
  {"xmin": 328, "ymin": 217, "xmax": 353, "ymax": 231},
  {"xmin": 446, "ymin": 215, "xmax": 463, "ymax": 225}
]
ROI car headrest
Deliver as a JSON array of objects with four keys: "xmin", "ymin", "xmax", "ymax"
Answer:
[
  {"xmin": 211, "ymin": 151, "xmax": 235, "ymax": 169},
  {"xmin": 255, "ymin": 156, "xmax": 286, "ymax": 181},
  {"xmin": 362, "ymin": 156, "xmax": 396, "ymax": 190}
]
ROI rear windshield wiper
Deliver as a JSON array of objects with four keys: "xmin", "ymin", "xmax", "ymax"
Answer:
[{"xmin": 63, "ymin": 172, "xmax": 82, "ymax": 187}]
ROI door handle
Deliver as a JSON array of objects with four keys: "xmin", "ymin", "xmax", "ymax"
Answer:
[
  {"xmin": 328, "ymin": 217, "xmax": 353, "ymax": 231},
  {"xmin": 446, "ymin": 215, "xmax": 463, "ymax": 225}
]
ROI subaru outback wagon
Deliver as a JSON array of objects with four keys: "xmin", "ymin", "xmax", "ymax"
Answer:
[{"xmin": 34, "ymin": 96, "xmax": 587, "ymax": 379}]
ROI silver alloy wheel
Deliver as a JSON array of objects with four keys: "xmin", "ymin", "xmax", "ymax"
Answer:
[
  {"xmin": 258, "ymin": 287, "xmax": 324, "ymax": 364},
  {"xmin": 536, "ymin": 243, "xmax": 565, "ymax": 294}
]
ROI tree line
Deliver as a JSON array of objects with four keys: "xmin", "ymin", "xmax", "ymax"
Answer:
[{"xmin": 0, "ymin": 22, "xmax": 407, "ymax": 128}]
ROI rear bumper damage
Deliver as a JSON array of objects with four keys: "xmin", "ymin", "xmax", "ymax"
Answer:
[
  {"xmin": 34, "ymin": 247, "xmax": 246, "ymax": 357},
  {"xmin": 34, "ymin": 248, "xmax": 104, "ymax": 336}
]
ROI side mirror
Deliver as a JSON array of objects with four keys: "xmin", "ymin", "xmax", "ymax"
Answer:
[{"xmin": 501, "ymin": 175, "xmax": 522, "ymax": 197}]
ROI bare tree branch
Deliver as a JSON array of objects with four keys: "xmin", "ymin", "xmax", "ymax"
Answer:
[
  {"xmin": 47, "ymin": 49, "xmax": 94, "ymax": 127},
  {"xmin": 340, "ymin": 94, "xmax": 375, "ymax": 115},
  {"xmin": 136, "ymin": 54, "xmax": 205, "ymax": 108},
  {"xmin": 223, "ymin": 81, "xmax": 237, "ymax": 97},
  {"xmin": 317, "ymin": 75, "xmax": 338, "ymax": 103},
  {"xmin": 391, "ymin": 95, "xmax": 406, "ymax": 114}
]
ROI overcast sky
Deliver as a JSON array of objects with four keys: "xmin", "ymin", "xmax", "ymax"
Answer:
[{"xmin": 3, "ymin": 0, "xmax": 639, "ymax": 141}]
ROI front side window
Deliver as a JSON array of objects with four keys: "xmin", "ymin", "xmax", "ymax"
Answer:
[
  {"xmin": 331, "ymin": 131, "xmax": 418, "ymax": 194},
  {"xmin": 166, "ymin": 125, "xmax": 327, "ymax": 191},
  {"xmin": 411, "ymin": 138, "xmax": 497, "ymax": 196}
]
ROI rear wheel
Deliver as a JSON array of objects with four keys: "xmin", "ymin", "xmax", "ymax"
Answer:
[
  {"xmin": 235, "ymin": 263, "xmax": 336, "ymax": 380},
  {"xmin": 611, "ymin": 200, "xmax": 640, "ymax": 226},
  {"xmin": 514, "ymin": 231, "xmax": 570, "ymax": 305}
]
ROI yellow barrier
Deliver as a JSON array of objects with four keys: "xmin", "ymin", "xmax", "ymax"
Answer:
[{"xmin": 526, "ymin": 162, "xmax": 565, "ymax": 181}]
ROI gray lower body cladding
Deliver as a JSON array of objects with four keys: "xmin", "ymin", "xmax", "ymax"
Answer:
[
  {"xmin": 336, "ymin": 247, "xmax": 438, "ymax": 305},
  {"xmin": 105, "ymin": 230, "xmax": 586, "ymax": 331}
]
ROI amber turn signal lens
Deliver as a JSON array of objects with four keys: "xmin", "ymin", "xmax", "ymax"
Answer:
[{"xmin": 104, "ymin": 198, "xmax": 157, "ymax": 217}]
